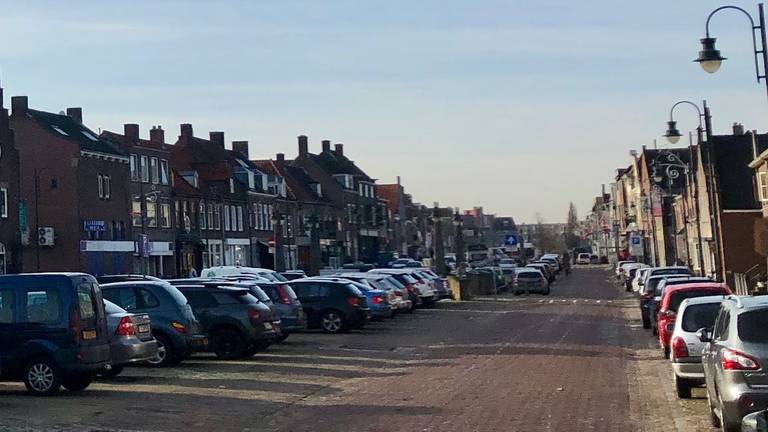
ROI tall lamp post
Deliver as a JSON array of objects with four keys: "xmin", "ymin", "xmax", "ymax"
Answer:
[
  {"xmin": 432, "ymin": 206, "xmax": 447, "ymax": 276},
  {"xmin": 272, "ymin": 210, "xmax": 285, "ymax": 272},
  {"xmin": 695, "ymin": 3, "xmax": 768, "ymax": 98},
  {"xmin": 453, "ymin": 212, "xmax": 465, "ymax": 267},
  {"xmin": 662, "ymin": 100, "xmax": 712, "ymax": 276}
]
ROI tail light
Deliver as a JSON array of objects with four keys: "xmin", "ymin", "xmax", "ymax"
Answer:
[
  {"xmin": 347, "ymin": 297, "xmax": 361, "ymax": 307},
  {"xmin": 372, "ymin": 296, "xmax": 384, "ymax": 305},
  {"xmin": 671, "ymin": 336, "xmax": 689, "ymax": 358},
  {"xmin": 722, "ymin": 348, "xmax": 760, "ymax": 371},
  {"xmin": 247, "ymin": 309, "xmax": 262, "ymax": 327},
  {"xmin": 69, "ymin": 307, "xmax": 83, "ymax": 344},
  {"xmin": 116, "ymin": 316, "xmax": 137, "ymax": 336},
  {"xmin": 276, "ymin": 285, "xmax": 292, "ymax": 305},
  {"xmin": 170, "ymin": 321, "xmax": 187, "ymax": 334}
]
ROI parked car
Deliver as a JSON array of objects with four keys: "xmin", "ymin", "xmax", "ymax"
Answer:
[
  {"xmin": 370, "ymin": 269, "xmax": 437, "ymax": 306},
  {"xmin": 101, "ymin": 281, "xmax": 209, "ymax": 366},
  {"xmin": 334, "ymin": 273, "xmax": 412, "ymax": 313},
  {"xmin": 290, "ymin": 279, "xmax": 370, "ymax": 333},
  {"xmin": 657, "ymin": 282, "xmax": 731, "ymax": 358},
  {"xmin": 649, "ymin": 276, "xmax": 715, "ymax": 333},
  {"xmin": 390, "ymin": 258, "xmax": 419, "ymax": 268},
  {"xmin": 311, "ymin": 277, "xmax": 393, "ymax": 320},
  {"xmin": 669, "ymin": 296, "xmax": 724, "ymax": 398},
  {"xmin": 632, "ymin": 267, "xmax": 652, "ymax": 293},
  {"xmin": 589, "ymin": 254, "xmax": 599, "ymax": 264},
  {"xmin": 539, "ymin": 256, "xmax": 561, "ymax": 273},
  {"xmin": 100, "ymin": 299, "xmax": 158, "ymax": 377},
  {"xmin": 0, "ymin": 273, "xmax": 110, "ymax": 395},
  {"xmin": 622, "ymin": 263, "xmax": 648, "ymax": 292},
  {"xmin": 514, "ymin": 268, "xmax": 550, "ymax": 295},
  {"xmin": 576, "ymin": 253, "xmax": 592, "ymax": 265},
  {"xmin": 742, "ymin": 409, "xmax": 768, "ymax": 432},
  {"xmin": 96, "ymin": 274, "xmax": 163, "ymax": 284},
  {"xmin": 527, "ymin": 262, "xmax": 555, "ymax": 284},
  {"xmin": 280, "ymin": 270, "xmax": 307, "ymax": 281},
  {"xmin": 615, "ymin": 260, "xmax": 636, "ymax": 278},
  {"xmin": 417, "ymin": 268, "xmax": 452, "ymax": 299},
  {"xmin": 701, "ymin": 295, "xmax": 768, "ymax": 431},
  {"xmin": 200, "ymin": 266, "xmax": 288, "ymax": 282},
  {"xmin": 252, "ymin": 282, "xmax": 306, "ymax": 339},
  {"xmin": 201, "ymin": 280, "xmax": 286, "ymax": 341},
  {"xmin": 175, "ymin": 284, "xmax": 278, "ymax": 359}
]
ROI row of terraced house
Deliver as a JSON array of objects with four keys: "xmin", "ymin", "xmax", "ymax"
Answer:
[{"xmin": 0, "ymin": 81, "xmax": 488, "ymax": 277}]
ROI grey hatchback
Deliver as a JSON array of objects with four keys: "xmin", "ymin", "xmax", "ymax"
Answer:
[
  {"xmin": 700, "ymin": 295, "xmax": 768, "ymax": 432},
  {"xmin": 100, "ymin": 300, "xmax": 157, "ymax": 377}
]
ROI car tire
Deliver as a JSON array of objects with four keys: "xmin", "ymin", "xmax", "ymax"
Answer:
[
  {"xmin": 62, "ymin": 373, "xmax": 93, "ymax": 392},
  {"xmin": 320, "ymin": 310, "xmax": 345, "ymax": 333},
  {"xmin": 212, "ymin": 328, "xmax": 247, "ymax": 360},
  {"xmin": 23, "ymin": 357, "xmax": 62, "ymax": 396},
  {"xmin": 674, "ymin": 375, "xmax": 691, "ymax": 399},
  {"xmin": 146, "ymin": 333, "xmax": 181, "ymax": 367},
  {"xmin": 98, "ymin": 365, "xmax": 124, "ymax": 379}
]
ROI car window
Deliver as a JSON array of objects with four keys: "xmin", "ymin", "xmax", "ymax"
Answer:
[
  {"xmin": 24, "ymin": 287, "xmax": 61, "ymax": 324},
  {"xmin": 212, "ymin": 292, "xmax": 241, "ymax": 305},
  {"xmin": 138, "ymin": 288, "xmax": 160, "ymax": 309},
  {"xmin": 259, "ymin": 285, "xmax": 279, "ymax": 302},
  {"xmin": 183, "ymin": 290, "xmax": 218, "ymax": 308},
  {"xmin": 714, "ymin": 308, "xmax": 730, "ymax": 340},
  {"xmin": 681, "ymin": 303, "xmax": 721, "ymax": 332},
  {"xmin": 517, "ymin": 271, "xmax": 541, "ymax": 279},
  {"xmin": 76, "ymin": 283, "xmax": 98, "ymax": 320},
  {"xmin": 345, "ymin": 283, "xmax": 364, "ymax": 296},
  {"xmin": 164, "ymin": 284, "xmax": 190, "ymax": 306},
  {"xmin": 103, "ymin": 299, "xmax": 126, "ymax": 315},
  {"xmin": 0, "ymin": 289, "xmax": 15, "ymax": 324},
  {"xmin": 250, "ymin": 287, "xmax": 271, "ymax": 303},
  {"xmin": 272, "ymin": 273, "xmax": 289, "ymax": 282},
  {"xmin": 282, "ymin": 284, "xmax": 298, "ymax": 300},
  {"xmin": 737, "ymin": 309, "xmax": 768, "ymax": 343},
  {"xmin": 669, "ymin": 290, "xmax": 724, "ymax": 312}
]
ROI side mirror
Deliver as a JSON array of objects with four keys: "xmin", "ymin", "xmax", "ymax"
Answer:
[{"xmin": 696, "ymin": 328, "xmax": 712, "ymax": 343}]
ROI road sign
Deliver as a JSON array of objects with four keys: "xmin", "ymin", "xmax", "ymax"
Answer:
[
  {"xmin": 629, "ymin": 234, "xmax": 644, "ymax": 256},
  {"xmin": 504, "ymin": 234, "xmax": 518, "ymax": 246}
]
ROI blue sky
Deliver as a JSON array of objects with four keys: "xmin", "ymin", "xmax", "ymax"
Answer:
[{"xmin": 2, "ymin": 1, "xmax": 768, "ymax": 223}]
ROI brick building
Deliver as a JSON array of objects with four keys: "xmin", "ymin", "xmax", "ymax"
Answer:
[
  {"xmin": 10, "ymin": 97, "xmax": 133, "ymax": 274},
  {"xmin": 0, "ymin": 79, "xmax": 20, "ymax": 274}
]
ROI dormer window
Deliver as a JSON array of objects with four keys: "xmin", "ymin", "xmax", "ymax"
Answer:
[
  {"xmin": 51, "ymin": 125, "xmax": 68, "ymax": 136},
  {"xmin": 312, "ymin": 183, "xmax": 322, "ymax": 197},
  {"xmin": 81, "ymin": 130, "xmax": 99, "ymax": 141}
]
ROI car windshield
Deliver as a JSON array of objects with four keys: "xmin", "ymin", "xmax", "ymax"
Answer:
[
  {"xmin": 669, "ymin": 290, "xmax": 724, "ymax": 312},
  {"xmin": 517, "ymin": 272, "xmax": 540, "ymax": 279},
  {"xmin": 652, "ymin": 268, "xmax": 690, "ymax": 277},
  {"xmin": 500, "ymin": 259, "xmax": 514, "ymax": 265},
  {"xmin": 737, "ymin": 309, "xmax": 768, "ymax": 343},
  {"xmin": 681, "ymin": 303, "xmax": 721, "ymax": 332},
  {"xmin": 250, "ymin": 286, "xmax": 272, "ymax": 303},
  {"xmin": 646, "ymin": 278, "xmax": 663, "ymax": 295},
  {"xmin": 103, "ymin": 299, "xmax": 125, "ymax": 315},
  {"xmin": 345, "ymin": 284, "xmax": 364, "ymax": 296}
]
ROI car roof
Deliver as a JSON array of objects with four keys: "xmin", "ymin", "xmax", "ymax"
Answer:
[
  {"xmin": 728, "ymin": 295, "xmax": 768, "ymax": 310},
  {"xmin": 335, "ymin": 273, "xmax": 388, "ymax": 279},
  {"xmin": 679, "ymin": 295, "xmax": 727, "ymax": 308},
  {"xmin": 664, "ymin": 282, "xmax": 727, "ymax": 294},
  {"xmin": 101, "ymin": 280, "xmax": 172, "ymax": 288},
  {"xmin": 649, "ymin": 266, "xmax": 689, "ymax": 271}
]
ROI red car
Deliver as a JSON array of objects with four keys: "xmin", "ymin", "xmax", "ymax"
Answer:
[{"xmin": 656, "ymin": 282, "xmax": 731, "ymax": 358}]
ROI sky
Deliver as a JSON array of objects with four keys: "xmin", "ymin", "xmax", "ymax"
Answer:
[{"xmin": 2, "ymin": 0, "xmax": 768, "ymax": 223}]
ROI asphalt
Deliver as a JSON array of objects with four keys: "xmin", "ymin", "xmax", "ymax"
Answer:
[{"xmin": 0, "ymin": 266, "xmax": 715, "ymax": 432}]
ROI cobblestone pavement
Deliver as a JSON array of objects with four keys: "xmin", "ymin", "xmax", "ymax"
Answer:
[{"xmin": 0, "ymin": 267, "xmax": 716, "ymax": 431}]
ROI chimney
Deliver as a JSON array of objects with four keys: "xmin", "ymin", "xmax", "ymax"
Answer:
[
  {"xmin": 232, "ymin": 140, "xmax": 249, "ymax": 158},
  {"xmin": 334, "ymin": 143, "xmax": 344, "ymax": 157},
  {"xmin": 180, "ymin": 123, "xmax": 193, "ymax": 138},
  {"xmin": 124, "ymin": 123, "xmax": 139, "ymax": 141},
  {"xmin": 66, "ymin": 107, "xmax": 83, "ymax": 124},
  {"xmin": 276, "ymin": 152, "xmax": 285, "ymax": 162},
  {"xmin": 209, "ymin": 131, "xmax": 225, "ymax": 148},
  {"xmin": 321, "ymin": 140, "xmax": 331, "ymax": 153},
  {"xmin": 298, "ymin": 135, "xmax": 308, "ymax": 156},
  {"xmin": 11, "ymin": 96, "xmax": 28, "ymax": 116},
  {"xmin": 150, "ymin": 125, "xmax": 165, "ymax": 143},
  {"xmin": 733, "ymin": 122, "xmax": 745, "ymax": 136}
]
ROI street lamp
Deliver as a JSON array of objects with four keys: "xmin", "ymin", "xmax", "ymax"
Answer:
[
  {"xmin": 271, "ymin": 211, "xmax": 285, "ymax": 272},
  {"xmin": 695, "ymin": 3, "xmax": 768, "ymax": 98},
  {"xmin": 432, "ymin": 206, "xmax": 447, "ymax": 276},
  {"xmin": 663, "ymin": 101, "xmax": 708, "ymax": 145},
  {"xmin": 452, "ymin": 212, "xmax": 465, "ymax": 265}
]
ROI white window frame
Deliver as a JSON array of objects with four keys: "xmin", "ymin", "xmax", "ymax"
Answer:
[
  {"xmin": 150, "ymin": 157, "xmax": 159, "ymax": 184},
  {"xmin": 0, "ymin": 187, "xmax": 7, "ymax": 218},
  {"xmin": 97, "ymin": 174, "xmax": 104, "ymax": 199},
  {"xmin": 140, "ymin": 155, "xmax": 149, "ymax": 183},
  {"xmin": 160, "ymin": 203, "xmax": 171, "ymax": 228},
  {"xmin": 224, "ymin": 205, "xmax": 231, "ymax": 231},
  {"xmin": 130, "ymin": 154, "xmax": 138, "ymax": 181},
  {"xmin": 104, "ymin": 175, "xmax": 111, "ymax": 200},
  {"xmin": 237, "ymin": 206, "xmax": 243, "ymax": 231},
  {"xmin": 760, "ymin": 171, "xmax": 768, "ymax": 202},
  {"xmin": 160, "ymin": 159, "xmax": 169, "ymax": 185}
]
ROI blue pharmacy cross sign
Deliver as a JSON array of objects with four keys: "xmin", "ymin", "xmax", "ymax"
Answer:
[{"xmin": 505, "ymin": 234, "xmax": 518, "ymax": 246}]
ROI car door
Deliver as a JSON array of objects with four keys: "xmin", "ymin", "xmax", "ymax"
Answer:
[
  {"xmin": 294, "ymin": 283, "xmax": 319, "ymax": 318},
  {"xmin": 0, "ymin": 287, "xmax": 16, "ymax": 372},
  {"xmin": 181, "ymin": 290, "xmax": 218, "ymax": 332},
  {"xmin": 17, "ymin": 284, "xmax": 67, "ymax": 358},
  {"xmin": 705, "ymin": 307, "xmax": 729, "ymax": 395}
]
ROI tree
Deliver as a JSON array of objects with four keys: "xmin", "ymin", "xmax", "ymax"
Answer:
[
  {"xmin": 564, "ymin": 202, "xmax": 582, "ymax": 249},
  {"xmin": 533, "ymin": 214, "xmax": 566, "ymax": 253}
]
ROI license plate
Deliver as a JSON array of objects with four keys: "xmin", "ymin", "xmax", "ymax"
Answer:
[
  {"xmin": 263, "ymin": 322, "xmax": 273, "ymax": 330},
  {"xmin": 82, "ymin": 330, "xmax": 97, "ymax": 340},
  {"xmin": 138, "ymin": 324, "xmax": 150, "ymax": 333}
]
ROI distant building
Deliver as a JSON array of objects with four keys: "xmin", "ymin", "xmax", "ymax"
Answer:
[{"xmin": 0, "ymin": 79, "xmax": 20, "ymax": 274}]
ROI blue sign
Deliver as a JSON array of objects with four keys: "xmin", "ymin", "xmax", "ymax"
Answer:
[
  {"xmin": 83, "ymin": 220, "xmax": 105, "ymax": 232},
  {"xmin": 505, "ymin": 234, "xmax": 518, "ymax": 246},
  {"xmin": 630, "ymin": 236, "xmax": 641, "ymax": 246},
  {"xmin": 140, "ymin": 234, "xmax": 151, "ymax": 258}
]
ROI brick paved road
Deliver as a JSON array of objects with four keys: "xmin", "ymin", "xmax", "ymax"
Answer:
[{"xmin": 0, "ymin": 267, "xmax": 715, "ymax": 431}]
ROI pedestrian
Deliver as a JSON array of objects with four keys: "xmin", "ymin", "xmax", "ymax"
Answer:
[{"xmin": 188, "ymin": 267, "xmax": 198, "ymax": 278}]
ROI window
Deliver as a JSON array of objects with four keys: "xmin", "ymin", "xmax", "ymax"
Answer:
[
  {"xmin": 0, "ymin": 187, "xmax": 8, "ymax": 218},
  {"xmin": 214, "ymin": 204, "xmax": 221, "ymax": 230},
  {"xmin": 159, "ymin": 203, "xmax": 171, "ymax": 228},
  {"xmin": 150, "ymin": 157, "xmax": 159, "ymax": 184},
  {"xmin": 759, "ymin": 172, "xmax": 768, "ymax": 202},
  {"xmin": 130, "ymin": 154, "xmax": 139, "ymax": 181},
  {"xmin": 207, "ymin": 204, "xmax": 214, "ymax": 229},
  {"xmin": 737, "ymin": 309, "xmax": 768, "ymax": 343},
  {"xmin": 183, "ymin": 290, "xmax": 217, "ymax": 308},
  {"xmin": 132, "ymin": 200, "xmax": 142, "ymax": 227},
  {"xmin": 97, "ymin": 174, "xmax": 103, "ymax": 198},
  {"xmin": 230, "ymin": 205, "xmax": 237, "ymax": 231},
  {"xmin": 76, "ymin": 283, "xmax": 97, "ymax": 320},
  {"xmin": 237, "ymin": 206, "xmax": 243, "ymax": 231},
  {"xmin": 200, "ymin": 202, "xmax": 207, "ymax": 230},
  {"xmin": 160, "ymin": 159, "xmax": 169, "ymax": 185},
  {"xmin": 0, "ymin": 289, "xmax": 14, "ymax": 323},
  {"xmin": 175, "ymin": 201, "xmax": 181, "ymax": 228},
  {"xmin": 714, "ymin": 308, "xmax": 730, "ymax": 340},
  {"xmin": 24, "ymin": 288, "xmax": 61, "ymax": 324},
  {"xmin": 138, "ymin": 289, "xmax": 160, "ymax": 309},
  {"xmin": 146, "ymin": 202, "xmax": 157, "ymax": 227},
  {"xmin": 229, "ymin": 178, "xmax": 235, "ymax": 193},
  {"xmin": 104, "ymin": 175, "xmax": 111, "ymax": 200},
  {"xmin": 140, "ymin": 155, "xmax": 149, "ymax": 182},
  {"xmin": 224, "ymin": 205, "xmax": 231, "ymax": 231}
]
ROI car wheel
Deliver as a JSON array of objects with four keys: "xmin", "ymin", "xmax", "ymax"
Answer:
[
  {"xmin": 146, "ymin": 333, "xmax": 181, "ymax": 367},
  {"xmin": 543, "ymin": 287, "xmax": 550, "ymax": 295},
  {"xmin": 62, "ymin": 373, "xmax": 93, "ymax": 392},
  {"xmin": 674, "ymin": 375, "xmax": 691, "ymax": 399},
  {"xmin": 98, "ymin": 365, "xmax": 124, "ymax": 379},
  {"xmin": 23, "ymin": 358, "xmax": 62, "ymax": 396},
  {"xmin": 320, "ymin": 311, "xmax": 345, "ymax": 333},
  {"xmin": 707, "ymin": 389, "xmax": 721, "ymax": 427},
  {"xmin": 212, "ymin": 328, "xmax": 247, "ymax": 360},
  {"xmin": 276, "ymin": 333, "xmax": 290, "ymax": 343}
]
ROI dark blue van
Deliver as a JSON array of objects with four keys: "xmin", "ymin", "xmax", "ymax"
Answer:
[{"xmin": 0, "ymin": 273, "xmax": 111, "ymax": 395}]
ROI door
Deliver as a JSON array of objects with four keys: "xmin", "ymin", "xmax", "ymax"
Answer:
[
  {"xmin": 704, "ymin": 307, "xmax": 729, "ymax": 399},
  {"xmin": 0, "ymin": 287, "xmax": 16, "ymax": 373}
]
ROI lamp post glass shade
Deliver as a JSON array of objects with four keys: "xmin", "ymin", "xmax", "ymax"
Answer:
[
  {"xmin": 695, "ymin": 37, "xmax": 726, "ymax": 73},
  {"xmin": 664, "ymin": 120, "xmax": 683, "ymax": 144}
]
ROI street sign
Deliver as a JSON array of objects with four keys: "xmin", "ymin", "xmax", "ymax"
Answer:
[
  {"xmin": 504, "ymin": 234, "xmax": 518, "ymax": 246},
  {"xmin": 629, "ymin": 234, "xmax": 644, "ymax": 256},
  {"xmin": 83, "ymin": 220, "xmax": 106, "ymax": 232}
]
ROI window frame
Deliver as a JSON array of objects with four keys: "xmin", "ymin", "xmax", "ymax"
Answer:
[
  {"xmin": 140, "ymin": 155, "xmax": 149, "ymax": 183},
  {"xmin": 150, "ymin": 157, "xmax": 159, "ymax": 185},
  {"xmin": 0, "ymin": 187, "xmax": 7, "ymax": 219},
  {"xmin": 129, "ymin": 154, "xmax": 139, "ymax": 181},
  {"xmin": 160, "ymin": 159, "xmax": 170, "ymax": 185},
  {"xmin": 759, "ymin": 171, "xmax": 768, "ymax": 202}
]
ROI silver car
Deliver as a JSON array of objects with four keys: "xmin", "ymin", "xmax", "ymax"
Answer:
[
  {"xmin": 701, "ymin": 295, "xmax": 768, "ymax": 431},
  {"xmin": 514, "ymin": 268, "xmax": 549, "ymax": 295},
  {"xmin": 101, "ymin": 300, "xmax": 157, "ymax": 378},
  {"xmin": 669, "ymin": 296, "xmax": 723, "ymax": 398}
]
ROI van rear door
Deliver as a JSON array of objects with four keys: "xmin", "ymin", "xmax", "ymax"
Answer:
[{"xmin": 72, "ymin": 277, "xmax": 110, "ymax": 365}]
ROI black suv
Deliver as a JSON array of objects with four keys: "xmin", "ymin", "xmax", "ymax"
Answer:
[
  {"xmin": 0, "ymin": 273, "xmax": 110, "ymax": 395},
  {"xmin": 101, "ymin": 281, "xmax": 209, "ymax": 367},
  {"xmin": 291, "ymin": 279, "xmax": 369, "ymax": 333},
  {"xmin": 175, "ymin": 284, "xmax": 278, "ymax": 359}
]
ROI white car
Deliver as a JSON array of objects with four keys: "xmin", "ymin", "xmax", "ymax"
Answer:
[
  {"xmin": 576, "ymin": 253, "xmax": 591, "ymax": 265},
  {"xmin": 669, "ymin": 296, "xmax": 724, "ymax": 398},
  {"xmin": 200, "ymin": 266, "xmax": 287, "ymax": 282},
  {"xmin": 370, "ymin": 269, "xmax": 437, "ymax": 304},
  {"xmin": 632, "ymin": 267, "xmax": 652, "ymax": 293},
  {"xmin": 615, "ymin": 261, "xmax": 637, "ymax": 278}
]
